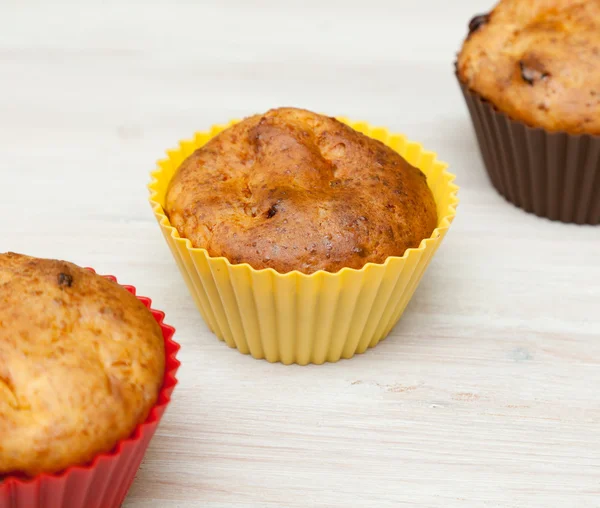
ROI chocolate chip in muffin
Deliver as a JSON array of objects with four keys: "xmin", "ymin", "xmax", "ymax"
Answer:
[
  {"xmin": 468, "ymin": 13, "xmax": 489, "ymax": 36},
  {"xmin": 266, "ymin": 204, "xmax": 278, "ymax": 218},
  {"xmin": 519, "ymin": 60, "xmax": 550, "ymax": 86},
  {"xmin": 57, "ymin": 272, "xmax": 73, "ymax": 287}
]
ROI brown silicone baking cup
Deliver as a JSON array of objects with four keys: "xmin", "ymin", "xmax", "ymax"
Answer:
[{"xmin": 457, "ymin": 78, "xmax": 600, "ymax": 225}]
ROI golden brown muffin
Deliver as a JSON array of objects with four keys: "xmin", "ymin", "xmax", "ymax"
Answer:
[
  {"xmin": 457, "ymin": 0, "xmax": 600, "ymax": 135},
  {"xmin": 0, "ymin": 253, "xmax": 165, "ymax": 477},
  {"xmin": 165, "ymin": 107, "xmax": 438, "ymax": 274}
]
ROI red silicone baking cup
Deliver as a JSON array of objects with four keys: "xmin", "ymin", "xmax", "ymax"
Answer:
[{"xmin": 0, "ymin": 271, "xmax": 180, "ymax": 508}]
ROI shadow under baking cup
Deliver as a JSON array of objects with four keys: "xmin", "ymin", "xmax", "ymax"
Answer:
[
  {"xmin": 0, "ymin": 274, "xmax": 180, "ymax": 508},
  {"xmin": 149, "ymin": 119, "xmax": 459, "ymax": 365},
  {"xmin": 457, "ymin": 77, "xmax": 600, "ymax": 225}
]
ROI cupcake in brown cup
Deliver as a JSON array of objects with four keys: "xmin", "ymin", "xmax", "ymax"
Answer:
[
  {"xmin": 456, "ymin": 0, "xmax": 600, "ymax": 224},
  {"xmin": 0, "ymin": 252, "xmax": 179, "ymax": 508}
]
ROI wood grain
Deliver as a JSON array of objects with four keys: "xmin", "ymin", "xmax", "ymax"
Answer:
[{"xmin": 0, "ymin": 1, "xmax": 598, "ymax": 506}]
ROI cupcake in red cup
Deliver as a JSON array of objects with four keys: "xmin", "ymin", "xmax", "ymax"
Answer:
[{"xmin": 0, "ymin": 252, "xmax": 180, "ymax": 508}]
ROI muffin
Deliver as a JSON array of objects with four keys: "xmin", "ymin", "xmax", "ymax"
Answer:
[
  {"xmin": 456, "ymin": 0, "xmax": 600, "ymax": 224},
  {"xmin": 0, "ymin": 253, "xmax": 179, "ymax": 508},
  {"xmin": 150, "ymin": 108, "xmax": 458, "ymax": 364},
  {"xmin": 165, "ymin": 107, "xmax": 438, "ymax": 274}
]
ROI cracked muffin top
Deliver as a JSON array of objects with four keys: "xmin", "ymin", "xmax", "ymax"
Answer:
[
  {"xmin": 0, "ymin": 253, "xmax": 165, "ymax": 476},
  {"xmin": 165, "ymin": 107, "xmax": 438, "ymax": 274},
  {"xmin": 457, "ymin": 0, "xmax": 600, "ymax": 135}
]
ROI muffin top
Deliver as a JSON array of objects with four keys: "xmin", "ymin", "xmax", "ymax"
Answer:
[
  {"xmin": 165, "ymin": 107, "xmax": 438, "ymax": 274},
  {"xmin": 457, "ymin": 0, "xmax": 600, "ymax": 135},
  {"xmin": 0, "ymin": 253, "xmax": 165, "ymax": 476}
]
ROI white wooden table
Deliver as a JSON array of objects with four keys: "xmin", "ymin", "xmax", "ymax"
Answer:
[{"xmin": 1, "ymin": 1, "xmax": 599, "ymax": 506}]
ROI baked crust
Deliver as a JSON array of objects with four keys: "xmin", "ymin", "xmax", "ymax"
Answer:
[
  {"xmin": 457, "ymin": 0, "xmax": 600, "ymax": 135},
  {"xmin": 0, "ymin": 253, "xmax": 165, "ymax": 476},
  {"xmin": 165, "ymin": 107, "xmax": 438, "ymax": 274}
]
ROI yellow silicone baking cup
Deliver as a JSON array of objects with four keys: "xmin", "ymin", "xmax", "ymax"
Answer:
[{"xmin": 149, "ymin": 118, "xmax": 459, "ymax": 365}]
